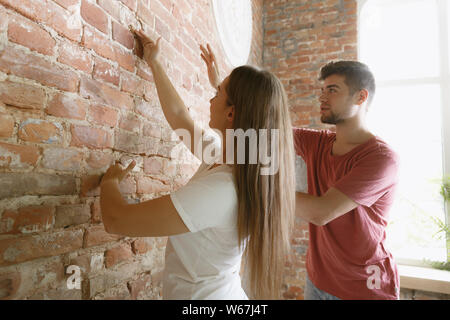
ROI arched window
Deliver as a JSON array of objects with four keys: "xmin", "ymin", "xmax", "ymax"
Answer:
[{"xmin": 358, "ymin": 0, "xmax": 449, "ymax": 267}]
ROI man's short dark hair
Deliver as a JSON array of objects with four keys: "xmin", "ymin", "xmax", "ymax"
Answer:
[{"xmin": 319, "ymin": 61, "xmax": 376, "ymax": 105}]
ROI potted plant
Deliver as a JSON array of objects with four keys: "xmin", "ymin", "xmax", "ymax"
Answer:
[{"xmin": 425, "ymin": 176, "xmax": 450, "ymax": 271}]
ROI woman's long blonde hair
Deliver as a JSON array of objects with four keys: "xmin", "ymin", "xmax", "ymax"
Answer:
[{"xmin": 226, "ymin": 66, "xmax": 295, "ymax": 299}]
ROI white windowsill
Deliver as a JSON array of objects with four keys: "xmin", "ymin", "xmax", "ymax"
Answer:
[{"xmin": 398, "ymin": 264, "xmax": 450, "ymax": 295}]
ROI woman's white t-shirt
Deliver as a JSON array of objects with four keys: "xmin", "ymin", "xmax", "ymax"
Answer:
[{"xmin": 162, "ymin": 131, "xmax": 248, "ymax": 300}]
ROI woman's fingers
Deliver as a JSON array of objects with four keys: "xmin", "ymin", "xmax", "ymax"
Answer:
[
  {"xmin": 200, "ymin": 53, "xmax": 210, "ymax": 65},
  {"xmin": 200, "ymin": 46, "xmax": 210, "ymax": 63},
  {"xmin": 129, "ymin": 26, "xmax": 153, "ymax": 44},
  {"xmin": 200, "ymin": 44, "xmax": 208, "ymax": 56},
  {"xmin": 200, "ymin": 44, "xmax": 213, "ymax": 63},
  {"xmin": 124, "ymin": 160, "xmax": 136, "ymax": 175},
  {"xmin": 206, "ymin": 44, "xmax": 217, "ymax": 63}
]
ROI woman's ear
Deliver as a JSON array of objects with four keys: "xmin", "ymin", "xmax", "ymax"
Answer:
[{"xmin": 226, "ymin": 105, "xmax": 235, "ymax": 126}]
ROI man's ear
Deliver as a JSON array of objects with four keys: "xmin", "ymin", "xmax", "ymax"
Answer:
[
  {"xmin": 355, "ymin": 89, "xmax": 369, "ymax": 106},
  {"xmin": 226, "ymin": 105, "xmax": 235, "ymax": 125}
]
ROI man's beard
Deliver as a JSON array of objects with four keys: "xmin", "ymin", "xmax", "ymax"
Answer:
[{"xmin": 320, "ymin": 110, "xmax": 343, "ymax": 125}]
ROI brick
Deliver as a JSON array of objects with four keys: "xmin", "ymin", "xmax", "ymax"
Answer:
[
  {"xmin": 93, "ymin": 58, "xmax": 120, "ymax": 86},
  {"xmin": 0, "ymin": 205, "xmax": 55, "ymax": 235},
  {"xmin": 0, "ymin": 113, "xmax": 14, "ymax": 138},
  {"xmin": 88, "ymin": 104, "xmax": 119, "ymax": 127},
  {"xmin": 80, "ymin": 0, "xmax": 108, "ymax": 34},
  {"xmin": 0, "ymin": 81, "xmax": 46, "ymax": 110},
  {"xmin": 120, "ymin": 0, "xmax": 137, "ymax": 11},
  {"xmin": 0, "ymin": 142, "xmax": 40, "ymax": 169},
  {"xmin": 114, "ymin": 130, "xmax": 159, "ymax": 155},
  {"xmin": 163, "ymin": 159, "xmax": 177, "ymax": 176},
  {"xmin": 151, "ymin": 0, "xmax": 175, "ymax": 31},
  {"xmin": 104, "ymin": 243, "xmax": 133, "ymax": 268},
  {"xmin": 91, "ymin": 261, "xmax": 146, "ymax": 298},
  {"xmin": 0, "ymin": 258, "xmax": 50, "ymax": 299},
  {"xmin": 114, "ymin": 45, "xmax": 135, "ymax": 72},
  {"xmin": 80, "ymin": 76, "xmax": 134, "ymax": 110},
  {"xmin": 0, "ymin": 5, "xmax": 8, "ymax": 32},
  {"xmin": 83, "ymin": 225, "xmax": 122, "ymax": 248},
  {"xmin": 18, "ymin": 119, "xmax": 63, "ymax": 145},
  {"xmin": 121, "ymin": 72, "xmax": 144, "ymax": 96},
  {"xmin": 127, "ymin": 272, "xmax": 151, "ymax": 299},
  {"xmin": 134, "ymin": 99, "xmax": 158, "ymax": 121},
  {"xmin": 143, "ymin": 123, "xmax": 162, "ymax": 139},
  {"xmin": 46, "ymin": 93, "xmax": 87, "ymax": 120},
  {"xmin": 143, "ymin": 157, "xmax": 163, "ymax": 175},
  {"xmin": 41, "ymin": 147, "xmax": 83, "ymax": 171},
  {"xmin": 53, "ymin": 0, "xmax": 79, "ymax": 10},
  {"xmin": 96, "ymin": 283, "xmax": 131, "ymax": 300},
  {"xmin": 82, "ymin": 26, "xmax": 115, "ymax": 61},
  {"xmin": 0, "ymin": 173, "xmax": 77, "ymax": 199},
  {"xmin": 70, "ymin": 251, "xmax": 104, "ymax": 274},
  {"xmin": 58, "ymin": 41, "xmax": 93, "ymax": 74},
  {"xmin": 159, "ymin": 0, "xmax": 175, "ymax": 12},
  {"xmin": 0, "ymin": 46, "xmax": 79, "ymax": 92},
  {"xmin": 54, "ymin": 204, "xmax": 91, "ymax": 228},
  {"xmin": 0, "ymin": 256, "xmax": 66, "ymax": 299},
  {"xmin": 151, "ymin": 269, "xmax": 164, "ymax": 289},
  {"xmin": 155, "ymin": 16, "xmax": 170, "ymax": 42},
  {"xmin": 0, "ymin": 271, "xmax": 21, "ymax": 299},
  {"xmin": 161, "ymin": 127, "xmax": 178, "ymax": 142},
  {"xmin": 131, "ymin": 239, "xmax": 152, "ymax": 255},
  {"xmin": 136, "ymin": 176, "xmax": 171, "ymax": 194},
  {"xmin": 136, "ymin": 63, "xmax": 153, "ymax": 82},
  {"xmin": 119, "ymin": 113, "xmax": 141, "ymax": 133},
  {"xmin": 70, "ymin": 125, "xmax": 113, "ymax": 149},
  {"xmin": 8, "ymin": 15, "xmax": 56, "ymax": 56},
  {"xmin": 86, "ymin": 151, "xmax": 114, "ymax": 170},
  {"xmin": 0, "ymin": 0, "xmax": 50, "ymax": 23},
  {"xmin": 97, "ymin": 0, "xmax": 120, "ymax": 21},
  {"xmin": 136, "ymin": 1, "xmax": 154, "ymax": 26},
  {"xmin": 0, "ymin": 229, "xmax": 83, "ymax": 266},
  {"xmin": 90, "ymin": 198, "xmax": 102, "ymax": 223},
  {"xmin": 112, "ymin": 21, "xmax": 134, "ymax": 49},
  {"xmin": 157, "ymin": 141, "xmax": 177, "ymax": 158},
  {"xmin": 46, "ymin": 1, "xmax": 82, "ymax": 41},
  {"xmin": 28, "ymin": 287, "xmax": 82, "ymax": 300}
]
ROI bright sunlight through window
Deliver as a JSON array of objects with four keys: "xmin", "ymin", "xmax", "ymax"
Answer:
[{"xmin": 359, "ymin": 0, "xmax": 449, "ymax": 266}]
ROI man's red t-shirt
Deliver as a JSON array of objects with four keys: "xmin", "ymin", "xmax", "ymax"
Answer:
[{"xmin": 293, "ymin": 128, "xmax": 400, "ymax": 300}]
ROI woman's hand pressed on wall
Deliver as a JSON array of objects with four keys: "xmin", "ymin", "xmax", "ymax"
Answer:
[
  {"xmin": 100, "ymin": 160, "xmax": 136, "ymax": 187},
  {"xmin": 200, "ymin": 44, "xmax": 220, "ymax": 90},
  {"xmin": 129, "ymin": 26, "xmax": 161, "ymax": 66}
]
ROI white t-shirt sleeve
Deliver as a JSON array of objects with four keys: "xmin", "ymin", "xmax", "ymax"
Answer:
[{"xmin": 170, "ymin": 171, "xmax": 238, "ymax": 233}]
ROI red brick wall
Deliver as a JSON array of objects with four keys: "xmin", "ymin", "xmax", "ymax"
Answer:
[
  {"xmin": 264, "ymin": 0, "xmax": 357, "ymax": 129},
  {"xmin": 262, "ymin": 0, "xmax": 358, "ymax": 300},
  {"xmin": 0, "ymin": 0, "xmax": 263, "ymax": 299}
]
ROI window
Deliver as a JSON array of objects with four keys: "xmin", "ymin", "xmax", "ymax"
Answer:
[
  {"xmin": 210, "ymin": 0, "xmax": 252, "ymax": 67},
  {"xmin": 358, "ymin": 0, "xmax": 449, "ymax": 266}
]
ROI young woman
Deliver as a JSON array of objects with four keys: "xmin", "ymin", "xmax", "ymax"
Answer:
[{"xmin": 100, "ymin": 29, "xmax": 295, "ymax": 299}]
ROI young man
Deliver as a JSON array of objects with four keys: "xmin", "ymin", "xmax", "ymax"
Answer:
[{"xmin": 294, "ymin": 61, "xmax": 400, "ymax": 300}]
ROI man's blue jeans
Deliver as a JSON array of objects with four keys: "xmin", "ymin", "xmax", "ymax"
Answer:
[{"xmin": 304, "ymin": 274, "xmax": 341, "ymax": 300}]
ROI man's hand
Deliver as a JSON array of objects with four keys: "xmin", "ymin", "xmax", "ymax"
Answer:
[
  {"xmin": 200, "ymin": 43, "xmax": 220, "ymax": 89},
  {"xmin": 101, "ymin": 160, "xmax": 136, "ymax": 186},
  {"xmin": 130, "ymin": 26, "xmax": 161, "ymax": 66}
]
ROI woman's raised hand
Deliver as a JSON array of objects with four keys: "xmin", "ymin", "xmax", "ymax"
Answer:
[
  {"xmin": 200, "ymin": 44, "xmax": 220, "ymax": 90},
  {"xmin": 130, "ymin": 26, "xmax": 161, "ymax": 65},
  {"xmin": 101, "ymin": 160, "xmax": 136, "ymax": 186}
]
